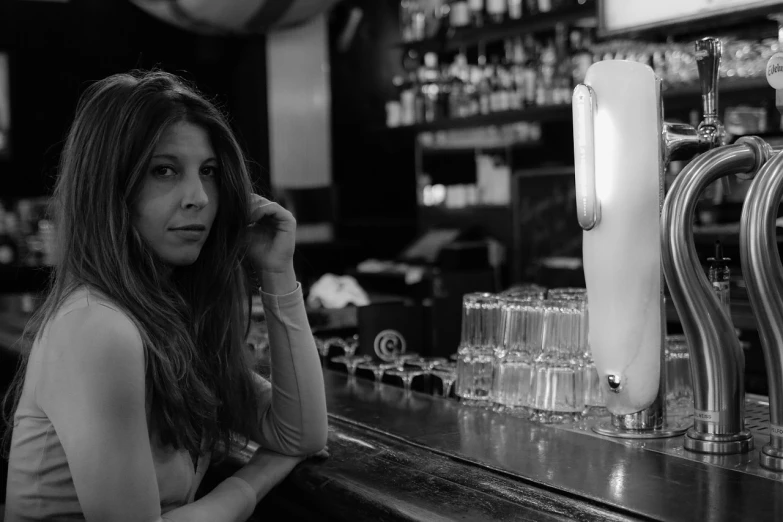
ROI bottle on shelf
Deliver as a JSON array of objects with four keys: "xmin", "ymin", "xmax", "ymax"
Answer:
[
  {"xmin": 538, "ymin": 0, "xmax": 553, "ymax": 13},
  {"xmin": 400, "ymin": 0, "xmax": 427, "ymax": 42},
  {"xmin": 0, "ymin": 205, "xmax": 19, "ymax": 267},
  {"xmin": 522, "ymin": 34, "xmax": 539, "ymax": 107},
  {"xmin": 569, "ymin": 26, "xmax": 593, "ymax": 86},
  {"xmin": 468, "ymin": 0, "xmax": 484, "ymax": 27},
  {"xmin": 553, "ymin": 22, "xmax": 572, "ymax": 104},
  {"xmin": 536, "ymin": 38, "xmax": 556, "ymax": 106},
  {"xmin": 707, "ymin": 240, "xmax": 731, "ymax": 319},
  {"xmin": 486, "ymin": 0, "xmax": 507, "ymax": 24},
  {"xmin": 449, "ymin": 0, "xmax": 471, "ymax": 29},
  {"xmin": 508, "ymin": 0, "xmax": 523, "ymax": 20},
  {"xmin": 525, "ymin": 0, "xmax": 538, "ymax": 16}
]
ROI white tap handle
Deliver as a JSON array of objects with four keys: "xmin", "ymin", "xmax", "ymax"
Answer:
[{"xmin": 581, "ymin": 60, "xmax": 665, "ymax": 415}]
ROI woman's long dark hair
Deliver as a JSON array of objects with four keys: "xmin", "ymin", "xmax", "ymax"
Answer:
[{"xmin": 2, "ymin": 70, "xmax": 260, "ymax": 461}]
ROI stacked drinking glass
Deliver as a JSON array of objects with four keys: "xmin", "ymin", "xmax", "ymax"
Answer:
[{"xmin": 455, "ymin": 292, "xmax": 501, "ymax": 406}]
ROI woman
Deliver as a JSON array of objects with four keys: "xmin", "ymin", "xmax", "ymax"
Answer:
[{"xmin": 2, "ymin": 70, "xmax": 328, "ymax": 521}]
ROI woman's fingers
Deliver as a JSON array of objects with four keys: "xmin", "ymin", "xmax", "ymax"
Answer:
[{"xmin": 248, "ymin": 195, "xmax": 294, "ymax": 226}]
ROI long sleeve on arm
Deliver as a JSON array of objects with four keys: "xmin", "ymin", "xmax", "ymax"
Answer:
[
  {"xmin": 254, "ymin": 283, "xmax": 328, "ymax": 455},
  {"xmin": 29, "ymin": 303, "xmax": 256, "ymax": 522}
]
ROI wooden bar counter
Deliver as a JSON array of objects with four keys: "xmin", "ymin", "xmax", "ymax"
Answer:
[
  {"xmin": 3, "ymin": 306, "xmax": 783, "ymax": 521},
  {"xmin": 233, "ymin": 370, "xmax": 783, "ymax": 522}
]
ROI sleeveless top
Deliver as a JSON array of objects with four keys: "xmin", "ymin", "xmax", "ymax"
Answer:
[{"xmin": 4, "ymin": 287, "xmax": 211, "ymax": 520}]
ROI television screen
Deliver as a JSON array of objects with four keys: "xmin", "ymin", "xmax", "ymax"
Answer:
[{"xmin": 0, "ymin": 52, "xmax": 9, "ymax": 158}]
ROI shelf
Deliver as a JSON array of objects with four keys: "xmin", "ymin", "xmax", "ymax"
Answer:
[
  {"xmin": 382, "ymin": 76, "xmax": 771, "ymax": 135},
  {"xmin": 398, "ymin": 1, "xmax": 597, "ymax": 55},
  {"xmin": 419, "ymin": 204, "xmax": 511, "ymax": 213},
  {"xmin": 419, "ymin": 141, "xmax": 538, "ymax": 154},
  {"xmin": 387, "ymin": 103, "xmax": 572, "ymax": 133}
]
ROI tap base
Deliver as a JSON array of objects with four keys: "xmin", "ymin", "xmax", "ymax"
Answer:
[
  {"xmin": 760, "ymin": 443, "xmax": 783, "ymax": 471},
  {"xmin": 593, "ymin": 418, "xmax": 691, "ymax": 439},
  {"xmin": 683, "ymin": 428, "xmax": 754, "ymax": 454}
]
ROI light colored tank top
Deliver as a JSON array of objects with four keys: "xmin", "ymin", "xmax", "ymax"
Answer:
[{"xmin": 4, "ymin": 287, "xmax": 211, "ymax": 520}]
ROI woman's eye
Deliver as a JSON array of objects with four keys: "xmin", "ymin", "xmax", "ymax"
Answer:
[
  {"xmin": 152, "ymin": 165, "xmax": 175, "ymax": 177},
  {"xmin": 201, "ymin": 166, "xmax": 218, "ymax": 177}
]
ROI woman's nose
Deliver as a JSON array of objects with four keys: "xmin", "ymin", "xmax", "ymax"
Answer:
[{"xmin": 181, "ymin": 172, "xmax": 209, "ymax": 209}]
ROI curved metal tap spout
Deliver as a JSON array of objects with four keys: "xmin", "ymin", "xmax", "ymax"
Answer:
[
  {"xmin": 662, "ymin": 137, "xmax": 770, "ymax": 454},
  {"xmin": 740, "ymin": 144, "xmax": 783, "ymax": 470}
]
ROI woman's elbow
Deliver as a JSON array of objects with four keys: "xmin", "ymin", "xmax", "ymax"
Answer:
[{"xmin": 290, "ymin": 419, "xmax": 329, "ymax": 456}]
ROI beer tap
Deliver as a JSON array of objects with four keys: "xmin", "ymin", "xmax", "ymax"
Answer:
[
  {"xmin": 575, "ymin": 37, "xmax": 770, "ymax": 445},
  {"xmin": 738, "ymin": 50, "xmax": 783, "ymax": 470},
  {"xmin": 661, "ymin": 38, "xmax": 774, "ymax": 455}
]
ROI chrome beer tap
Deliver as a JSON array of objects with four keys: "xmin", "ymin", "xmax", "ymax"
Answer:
[
  {"xmin": 739, "ymin": 51, "xmax": 783, "ymax": 470},
  {"xmin": 576, "ymin": 37, "xmax": 770, "ymax": 445},
  {"xmin": 661, "ymin": 38, "xmax": 774, "ymax": 454}
]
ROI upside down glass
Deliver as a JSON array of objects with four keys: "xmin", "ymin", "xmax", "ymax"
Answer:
[
  {"xmin": 530, "ymin": 299, "xmax": 587, "ymax": 424},
  {"xmin": 491, "ymin": 296, "xmax": 545, "ymax": 416},
  {"xmin": 456, "ymin": 293, "xmax": 500, "ymax": 406}
]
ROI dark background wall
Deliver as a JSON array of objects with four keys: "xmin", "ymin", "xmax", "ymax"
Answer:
[
  {"xmin": 328, "ymin": 0, "xmax": 419, "ymax": 259},
  {"xmin": 0, "ymin": 0, "xmax": 271, "ymax": 200}
]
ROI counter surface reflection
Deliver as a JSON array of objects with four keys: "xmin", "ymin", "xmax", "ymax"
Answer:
[{"xmin": 323, "ymin": 370, "xmax": 783, "ymax": 522}]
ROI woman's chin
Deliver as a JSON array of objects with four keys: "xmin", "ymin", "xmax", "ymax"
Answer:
[{"xmin": 161, "ymin": 249, "xmax": 203, "ymax": 267}]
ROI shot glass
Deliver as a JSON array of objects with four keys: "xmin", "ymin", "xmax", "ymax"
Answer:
[
  {"xmin": 386, "ymin": 367, "xmax": 427, "ymax": 394},
  {"xmin": 331, "ymin": 355, "xmax": 372, "ymax": 376},
  {"xmin": 356, "ymin": 361, "xmax": 398, "ymax": 384},
  {"xmin": 432, "ymin": 362, "xmax": 458, "ymax": 398}
]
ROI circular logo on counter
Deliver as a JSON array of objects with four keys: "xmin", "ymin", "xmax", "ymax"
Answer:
[
  {"xmin": 767, "ymin": 53, "xmax": 783, "ymax": 89},
  {"xmin": 374, "ymin": 329, "xmax": 406, "ymax": 361}
]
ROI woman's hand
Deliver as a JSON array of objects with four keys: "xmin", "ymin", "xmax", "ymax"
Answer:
[{"xmin": 247, "ymin": 194, "xmax": 297, "ymax": 294}]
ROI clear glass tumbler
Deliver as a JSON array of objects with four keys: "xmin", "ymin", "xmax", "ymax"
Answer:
[
  {"xmin": 491, "ymin": 296, "xmax": 545, "ymax": 416},
  {"xmin": 530, "ymin": 299, "xmax": 587, "ymax": 424},
  {"xmin": 665, "ymin": 334, "xmax": 694, "ymax": 417},
  {"xmin": 456, "ymin": 292, "xmax": 500, "ymax": 406}
]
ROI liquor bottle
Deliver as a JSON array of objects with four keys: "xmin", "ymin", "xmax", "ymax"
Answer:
[
  {"xmin": 450, "ymin": 0, "xmax": 470, "ymax": 28},
  {"xmin": 420, "ymin": 53, "xmax": 439, "ymax": 122},
  {"xmin": 486, "ymin": 0, "xmax": 507, "ymax": 24},
  {"xmin": 553, "ymin": 23, "xmax": 572, "ymax": 104},
  {"xmin": 0, "ymin": 208, "xmax": 19, "ymax": 267},
  {"xmin": 508, "ymin": 0, "xmax": 523, "ymax": 20},
  {"xmin": 525, "ymin": 0, "xmax": 538, "ymax": 15},
  {"xmin": 522, "ymin": 35, "xmax": 539, "ymax": 106},
  {"xmin": 448, "ymin": 58, "xmax": 463, "ymax": 118},
  {"xmin": 504, "ymin": 40, "xmax": 520, "ymax": 110},
  {"xmin": 511, "ymin": 37, "xmax": 527, "ymax": 109},
  {"xmin": 570, "ymin": 27, "xmax": 592, "ymax": 86},
  {"xmin": 478, "ymin": 67, "xmax": 492, "ymax": 115},
  {"xmin": 538, "ymin": 0, "xmax": 552, "ymax": 13},
  {"xmin": 468, "ymin": 0, "xmax": 484, "ymax": 27},
  {"xmin": 708, "ymin": 240, "xmax": 731, "ymax": 319},
  {"xmin": 536, "ymin": 38, "xmax": 556, "ymax": 106}
]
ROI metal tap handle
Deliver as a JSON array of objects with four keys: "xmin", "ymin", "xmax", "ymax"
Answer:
[{"xmin": 695, "ymin": 37, "xmax": 722, "ymax": 125}]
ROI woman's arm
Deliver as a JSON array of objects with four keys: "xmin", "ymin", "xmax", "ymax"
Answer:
[
  {"xmin": 36, "ymin": 305, "xmax": 284, "ymax": 522},
  {"xmin": 249, "ymin": 268, "xmax": 328, "ymax": 456}
]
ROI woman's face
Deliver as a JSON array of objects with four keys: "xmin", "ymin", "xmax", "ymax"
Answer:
[{"xmin": 133, "ymin": 121, "xmax": 219, "ymax": 266}]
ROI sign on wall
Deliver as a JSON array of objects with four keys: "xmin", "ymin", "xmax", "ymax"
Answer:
[{"xmin": 600, "ymin": 0, "xmax": 783, "ymax": 36}]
